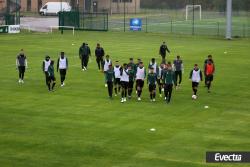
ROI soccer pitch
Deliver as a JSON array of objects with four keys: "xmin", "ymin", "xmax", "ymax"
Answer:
[{"xmin": 0, "ymin": 31, "xmax": 249, "ymax": 167}]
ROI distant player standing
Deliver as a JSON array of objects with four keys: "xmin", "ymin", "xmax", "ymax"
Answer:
[
  {"xmin": 47, "ymin": 60, "xmax": 56, "ymax": 91},
  {"xmin": 42, "ymin": 55, "xmax": 51, "ymax": 88},
  {"xmin": 120, "ymin": 63, "xmax": 129, "ymax": 103},
  {"xmin": 16, "ymin": 49, "xmax": 28, "ymax": 84},
  {"xmin": 136, "ymin": 62, "xmax": 146, "ymax": 101},
  {"xmin": 147, "ymin": 67, "xmax": 157, "ymax": 102},
  {"xmin": 95, "ymin": 43, "xmax": 105, "ymax": 71},
  {"xmin": 162, "ymin": 62, "xmax": 175, "ymax": 103},
  {"xmin": 103, "ymin": 55, "xmax": 112, "ymax": 87},
  {"xmin": 189, "ymin": 64, "xmax": 203, "ymax": 99},
  {"xmin": 113, "ymin": 61, "xmax": 121, "ymax": 96},
  {"xmin": 159, "ymin": 41, "xmax": 170, "ymax": 62},
  {"xmin": 204, "ymin": 60, "xmax": 215, "ymax": 93},
  {"xmin": 57, "ymin": 52, "xmax": 68, "ymax": 87},
  {"xmin": 105, "ymin": 64, "xmax": 115, "ymax": 99},
  {"xmin": 79, "ymin": 43, "xmax": 91, "ymax": 71},
  {"xmin": 173, "ymin": 55, "xmax": 184, "ymax": 89}
]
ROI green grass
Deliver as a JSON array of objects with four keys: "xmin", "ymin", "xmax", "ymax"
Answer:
[{"xmin": 0, "ymin": 31, "xmax": 250, "ymax": 167}]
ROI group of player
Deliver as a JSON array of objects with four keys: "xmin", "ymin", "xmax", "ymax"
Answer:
[
  {"xmin": 16, "ymin": 49, "xmax": 69, "ymax": 91},
  {"xmin": 101, "ymin": 54, "xmax": 214, "ymax": 103},
  {"xmin": 82, "ymin": 42, "xmax": 215, "ymax": 103},
  {"xmin": 15, "ymin": 41, "xmax": 215, "ymax": 102}
]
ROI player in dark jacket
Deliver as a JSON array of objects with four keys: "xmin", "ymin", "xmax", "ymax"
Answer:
[
  {"xmin": 79, "ymin": 43, "xmax": 91, "ymax": 71},
  {"xmin": 159, "ymin": 41, "xmax": 170, "ymax": 62},
  {"xmin": 47, "ymin": 60, "xmax": 56, "ymax": 91},
  {"xmin": 95, "ymin": 43, "xmax": 105, "ymax": 71}
]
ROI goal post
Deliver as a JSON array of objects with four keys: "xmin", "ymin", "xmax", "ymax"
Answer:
[
  {"xmin": 50, "ymin": 26, "xmax": 75, "ymax": 35},
  {"xmin": 186, "ymin": 5, "xmax": 202, "ymax": 21}
]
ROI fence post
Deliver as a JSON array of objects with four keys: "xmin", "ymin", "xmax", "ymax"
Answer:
[
  {"xmin": 61, "ymin": 12, "xmax": 64, "ymax": 34},
  {"xmin": 171, "ymin": 20, "xmax": 173, "ymax": 33},
  {"xmin": 217, "ymin": 22, "xmax": 220, "ymax": 36},
  {"xmin": 107, "ymin": 13, "xmax": 109, "ymax": 31},
  {"xmin": 243, "ymin": 24, "xmax": 246, "ymax": 37}
]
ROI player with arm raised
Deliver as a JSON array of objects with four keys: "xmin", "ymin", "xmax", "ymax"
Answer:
[
  {"xmin": 16, "ymin": 49, "xmax": 28, "ymax": 84},
  {"xmin": 103, "ymin": 55, "xmax": 112, "ymax": 87},
  {"xmin": 120, "ymin": 63, "xmax": 129, "ymax": 103}
]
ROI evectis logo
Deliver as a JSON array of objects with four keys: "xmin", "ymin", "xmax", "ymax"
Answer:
[
  {"xmin": 206, "ymin": 152, "xmax": 250, "ymax": 163},
  {"xmin": 214, "ymin": 153, "xmax": 241, "ymax": 162}
]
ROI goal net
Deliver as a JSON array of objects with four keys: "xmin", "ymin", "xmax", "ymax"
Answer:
[{"xmin": 185, "ymin": 5, "xmax": 202, "ymax": 21}]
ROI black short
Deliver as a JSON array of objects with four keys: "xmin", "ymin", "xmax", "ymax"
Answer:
[
  {"xmin": 44, "ymin": 71, "xmax": 49, "ymax": 80},
  {"xmin": 149, "ymin": 84, "xmax": 156, "ymax": 92},
  {"xmin": 161, "ymin": 54, "xmax": 166, "ymax": 59},
  {"xmin": 49, "ymin": 76, "xmax": 56, "ymax": 82},
  {"xmin": 157, "ymin": 78, "xmax": 162, "ymax": 85},
  {"xmin": 192, "ymin": 82, "xmax": 199, "ymax": 88},
  {"xmin": 18, "ymin": 66, "xmax": 25, "ymax": 73},
  {"xmin": 120, "ymin": 81, "xmax": 128, "ymax": 89},
  {"xmin": 44, "ymin": 71, "xmax": 49, "ymax": 77},
  {"xmin": 114, "ymin": 78, "xmax": 121, "ymax": 85},
  {"xmin": 128, "ymin": 81, "xmax": 134, "ymax": 89},
  {"xmin": 206, "ymin": 75, "xmax": 213, "ymax": 82},
  {"xmin": 136, "ymin": 79, "xmax": 144, "ymax": 88},
  {"xmin": 60, "ymin": 69, "xmax": 67, "ymax": 76}
]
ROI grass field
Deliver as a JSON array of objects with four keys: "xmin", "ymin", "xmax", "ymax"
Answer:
[{"xmin": 0, "ymin": 31, "xmax": 250, "ymax": 167}]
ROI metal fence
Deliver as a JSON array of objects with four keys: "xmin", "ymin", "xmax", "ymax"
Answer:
[
  {"xmin": 59, "ymin": 11, "xmax": 108, "ymax": 31},
  {"xmin": 0, "ymin": 0, "xmax": 20, "ymax": 25},
  {"xmin": 2, "ymin": 0, "xmax": 249, "ymax": 37},
  {"xmin": 108, "ymin": 10, "xmax": 250, "ymax": 37}
]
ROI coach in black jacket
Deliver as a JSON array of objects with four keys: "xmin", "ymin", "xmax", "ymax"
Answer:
[
  {"xmin": 79, "ymin": 43, "xmax": 91, "ymax": 71},
  {"xmin": 159, "ymin": 41, "xmax": 170, "ymax": 62}
]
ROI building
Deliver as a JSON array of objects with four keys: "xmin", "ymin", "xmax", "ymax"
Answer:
[{"xmin": 0, "ymin": 0, "xmax": 140, "ymax": 14}]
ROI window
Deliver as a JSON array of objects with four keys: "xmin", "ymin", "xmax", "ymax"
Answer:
[
  {"xmin": 42, "ymin": 5, "xmax": 47, "ymax": 9},
  {"xmin": 27, "ymin": 0, "xmax": 31, "ymax": 11}
]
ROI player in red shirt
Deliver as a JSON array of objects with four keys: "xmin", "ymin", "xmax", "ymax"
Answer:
[{"xmin": 204, "ymin": 60, "xmax": 215, "ymax": 93}]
